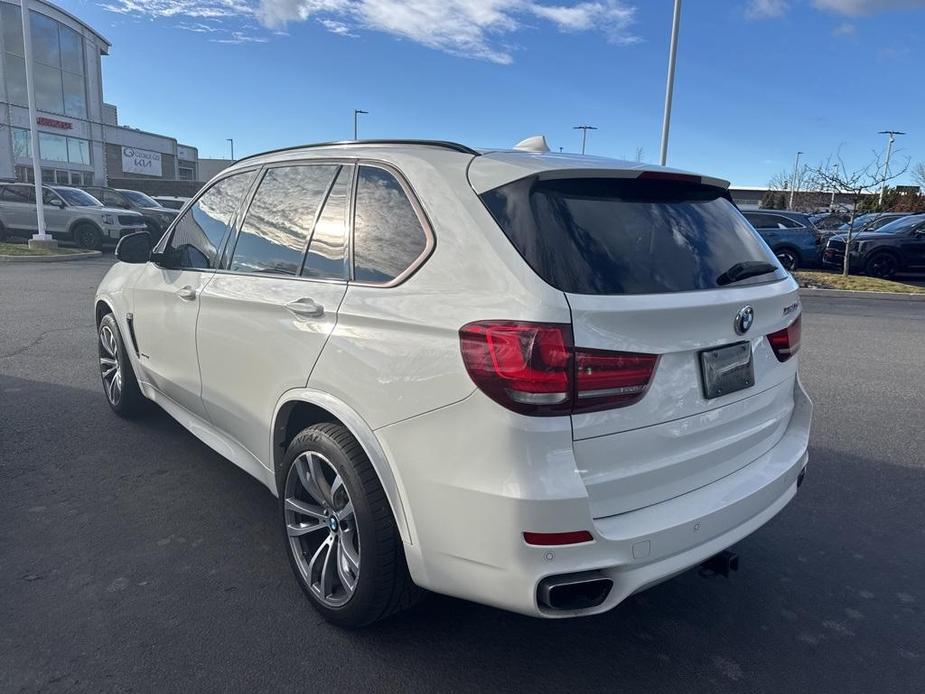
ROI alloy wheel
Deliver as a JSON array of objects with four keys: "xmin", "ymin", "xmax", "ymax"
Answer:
[
  {"xmin": 284, "ymin": 451, "xmax": 360, "ymax": 607},
  {"xmin": 98, "ymin": 324, "xmax": 122, "ymax": 406},
  {"xmin": 868, "ymin": 254, "xmax": 897, "ymax": 278},
  {"xmin": 776, "ymin": 250, "xmax": 798, "ymax": 272}
]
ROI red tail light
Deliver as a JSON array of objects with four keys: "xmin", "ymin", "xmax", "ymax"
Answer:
[
  {"xmin": 459, "ymin": 321, "xmax": 657, "ymax": 416},
  {"xmin": 767, "ymin": 314, "xmax": 802, "ymax": 362}
]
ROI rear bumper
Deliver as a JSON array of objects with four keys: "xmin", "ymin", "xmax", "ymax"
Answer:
[{"xmin": 376, "ymin": 377, "xmax": 812, "ymax": 617}]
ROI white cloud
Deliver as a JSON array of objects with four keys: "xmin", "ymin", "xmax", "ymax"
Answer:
[
  {"xmin": 812, "ymin": 0, "xmax": 925, "ymax": 14},
  {"xmin": 745, "ymin": 0, "xmax": 790, "ymax": 19},
  {"xmin": 101, "ymin": 0, "xmax": 641, "ymax": 64},
  {"xmin": 211, "ymin": 29, "xmax": 269, "ymax": 43},
  {"xmin": 318, "ymin": 18, "xmax": 357, "ymax": 37},
  {"xmin": 832, "ymin": 20, "xmax": 856, "ymax": 35}
]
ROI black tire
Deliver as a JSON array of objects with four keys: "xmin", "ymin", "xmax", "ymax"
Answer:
[
  {"xmin": 0, "ymin": 220, "xmax": 7, "ymax": 242},
  {"xmin": 98, "ymin": 313, "xmax": 147, "ymax": 418},
  {"xmin": 775, "ymin": 247, "xmax": 800, "ymax": 272},
  {"xmin": 279, "ymin": 423, "xmax": 422, "ymax": 628},
  {"xmin": 75, "ymin": 223, "xmax": 102, "ymax": 251},
  {"xmin": 865, "ymin": 251, "xmax": 899, "ymax": 279}
]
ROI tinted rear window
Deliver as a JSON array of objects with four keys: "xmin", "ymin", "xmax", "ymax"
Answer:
[{"xmin": 481, "ymin": 176, "xmax": 784, "ymax": 295}]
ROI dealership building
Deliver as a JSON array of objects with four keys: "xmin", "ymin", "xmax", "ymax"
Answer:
[{"xmin": 0, "ymin": 0, "xmax": 200, "ymax": 191}]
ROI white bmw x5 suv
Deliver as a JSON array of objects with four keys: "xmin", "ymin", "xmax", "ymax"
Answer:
[{"xmin": 94, "ymin": 140, "xmax": 811, "ymax": 627}]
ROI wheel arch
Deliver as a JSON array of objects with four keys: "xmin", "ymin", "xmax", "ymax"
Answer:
[
  {"xmin": 95, "ymin": 298, "xmax": 114, "ymax": 327},
  {"xmin": 271, "ymin": 389, "xmax": 414, "ymax": 545}
]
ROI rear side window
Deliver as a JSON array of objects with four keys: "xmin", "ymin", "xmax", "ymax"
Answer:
[
  {"xmin": 481, "ymin": 177, "xmax": 784, "ymax": 295},
  {"xmin": 164, "ymin": 170, "xmax": 256, "ymax": 269},
  {"xmin": 353, "ymin": 166, "xmax": 428, "ymax": 284},
  {"xmin": 1, "ymin": 185, "xmax": 35, "ymax": 203},
  {"xmin": 303, "ymin": 165, "xmax": 352, "ymax": 281},
  {"xmin": 230, "ymin": 165, "xmax": 338, "ymax": 276}
]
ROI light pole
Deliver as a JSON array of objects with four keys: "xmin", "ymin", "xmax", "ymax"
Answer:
[
  {"xmin": 226, "ymin": 138, "xmax": 235, "ymax": 161},
  {"xmin": 788, "ymin": 151, "xmax": 804, "ymax": 209},
  {"xmin": 659, "ymin": 0, "xmax": 682, "ymax": 166},
  {"xmin": 573, "ymin": 125, "xmax": 597, "ymax": 155},
  {"xmin": 353, "ymin": 109, "xmax": 368, "ymax": 140},
  {"xmin": 878, "ymin": 130, "xmax": 905, "ymax": 205},
  {"xmin": 21, "ymin": 0, "xmax": 51, "ymax": 245}
]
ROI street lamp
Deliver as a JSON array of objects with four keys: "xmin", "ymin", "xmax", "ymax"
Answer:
[
  {"xmin": 573, "ymin": 125, "xmax": 597, "ymax": 155},
  {"xmin": 20, "ymin": 0, "xmax": 51, "ymax": 245},
  {"xmin": 789, "ymin": 151, "xmax": 804, "ymax": 210},
  {"xmin": 659, "ymin": 0, "xmax": 682, "ymax": 166},
  {"xmin": 226, "ymin": 138, "xmax": 235, "ymax": 161},
  {"xmin": 353, "ymin": 109, "xmax": 368, "ymax": 140},
  {"xmin": 878, "ymin": 130, "xmax": 905, "ymax": 205}
]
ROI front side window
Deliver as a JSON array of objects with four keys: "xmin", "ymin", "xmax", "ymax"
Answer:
[
  {"xmin": 230, "ymin": 164, "xmax": 338, "ymax": 276},
  {"xmin": 163, "ymin": 171, "xmax": 256, "ymax": 270},
  {"xmin": 353, "ymin": 166, "xmax": 428, "ymax": 284},
  {"xmin": 481, "ymin": 176, "xmax": 784, "ymax": 295}
]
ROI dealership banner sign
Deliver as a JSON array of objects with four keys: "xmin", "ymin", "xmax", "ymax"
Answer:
[{"xmin": 122, "ymin": 147, "xmax": 162, "ymax": 177}]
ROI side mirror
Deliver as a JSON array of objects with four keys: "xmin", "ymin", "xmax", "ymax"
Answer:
[
  {"xmin": 115, "ymin": 231, "xmax": 152, "ymax": 264},
  {"xmin": 48, "ymin": 198, "xmax": 64, "ymax": 208}
]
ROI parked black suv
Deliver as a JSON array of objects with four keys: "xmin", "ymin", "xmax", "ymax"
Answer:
[
  {"xmin": 823, "ymin": 214, "xmax": 925, "ymax": 278},
  {"xmin": 83, "ymin": 186, "xmax": 178, "ymax": 235},
  {"xmin": 743, "ymin": 210, "xmax": 821, "ymax": 270}
]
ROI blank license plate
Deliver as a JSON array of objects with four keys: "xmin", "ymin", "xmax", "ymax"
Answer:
[{"xmin": 700, "ymin": 342, "xmax": 754, "ymax": 399}]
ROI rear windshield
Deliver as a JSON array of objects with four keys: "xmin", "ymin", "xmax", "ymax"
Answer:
[{"xmin": 480, "ymin": 176, "xmax": 785, "ymax": 295}]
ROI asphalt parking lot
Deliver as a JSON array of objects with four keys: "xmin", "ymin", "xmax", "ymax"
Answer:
[{"xmin": 2, "ymin": 257, "xmax": 924, "ymax": 693}]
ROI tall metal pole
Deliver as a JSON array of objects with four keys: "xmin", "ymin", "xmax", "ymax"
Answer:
[
  {"xmin": 878, "ymin": 130, "xmax": 905, "ymax": 205},
  {"xmin": 573, "ymin": 125, "xmax": 597, "ymax": 155},
  {"xmin": 353, "ymin": 109, "xmax": 368, "ymax": 140},
  {"xmin": 829, "ymin": 163, "xmax": 838, "ymax": 210},
  {"xmin": 659, "ymin": 0, "xmax": 682, "ymax": 166},
  {"xmin": 226, "ymin": 138, "xmax": 234, "ymax": 160},
  {"xmin": 788, "ymin": 151, "xmax": 803, "ymax": 209},
  {"xmin": 21, "ymin": 0, "xmax": 49, "ymax": 241}
]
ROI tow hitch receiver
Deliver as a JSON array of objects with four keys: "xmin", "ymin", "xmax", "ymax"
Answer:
[{"xmin": 699, "ymin": 550, "xmax": 739, "ymax": 578}]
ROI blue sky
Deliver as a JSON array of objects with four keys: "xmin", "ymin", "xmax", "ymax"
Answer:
[{"xmin": 58, "ymin": 0, "xmax": 924, "ymax": 185}]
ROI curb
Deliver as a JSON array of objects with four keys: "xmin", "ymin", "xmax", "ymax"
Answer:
[
  {"xmin": 0, "ymin": 250, "xmax": 102, "ymax": 263},
  {"xmin": 798, "ymin": 287, "xmax": 925, "ymax": 302}
]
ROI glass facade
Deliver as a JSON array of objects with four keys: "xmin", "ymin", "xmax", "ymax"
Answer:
[
  {"xmin": 1, "ymin": 5, "xmax": 87, "ymax": 118},
  {"xmin": 10, "ymin": 127, "xmax": 91, "ymax": 166}
]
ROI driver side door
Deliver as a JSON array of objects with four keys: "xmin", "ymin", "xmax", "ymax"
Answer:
[{"xmin": 130, "ymin": 170, "xmax": 258, "ymax": 419}]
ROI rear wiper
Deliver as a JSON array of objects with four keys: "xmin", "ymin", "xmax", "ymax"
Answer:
[{"xmin": 716, "ymin": 261, "xmax": 778, "ymax": 286}]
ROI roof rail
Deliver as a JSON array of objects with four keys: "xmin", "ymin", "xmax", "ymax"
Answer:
[{"xmin": 233, "ymin": 139, "xmax": 479, "ymax": 165}]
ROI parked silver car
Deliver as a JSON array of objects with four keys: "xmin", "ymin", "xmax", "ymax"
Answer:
[{"xmin": 0, "ymin": 183, "xmax": 147, "ymax": 249}]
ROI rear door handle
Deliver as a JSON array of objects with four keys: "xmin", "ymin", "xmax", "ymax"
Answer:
[
  {"xmin": 286, "ymin": 297, "xmax": 324, "ymax": 318},
  {"xmin": 176, "ymin": 286, "xmax": 197, "ymax": 301}
]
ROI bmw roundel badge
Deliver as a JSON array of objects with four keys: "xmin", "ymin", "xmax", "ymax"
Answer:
[{"xmin": 734, "ymin": 306, "xmax": 754, "ymax": 335}]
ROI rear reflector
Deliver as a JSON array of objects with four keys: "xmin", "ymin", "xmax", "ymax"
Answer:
[
  {"xmin": 459, "ymin": 321, "xmax": 657, "ymax": 416},
  {"xmin": 767, "ymin": 314, "xmax": 802, "ymax": 362},
  {"xmin": 523, "ymin": 530, "xmax": 594, "ymax": 546}
]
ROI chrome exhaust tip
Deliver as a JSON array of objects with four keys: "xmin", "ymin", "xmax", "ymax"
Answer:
[{"xmin": 537, "ymin": 571, "xmax": 613, "ymax": 611}]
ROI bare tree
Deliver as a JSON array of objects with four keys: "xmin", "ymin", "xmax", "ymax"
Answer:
[
  {"xmin": 913, "ymin": 162, "xmax": 925, "ymax": 189},
  {"xmin": 768, "ymin": 165, "xmax": 823, "ymax": 211},
  {"xmin": 807, "ymin": 151, "xmax": 910, "ymax": 276}
]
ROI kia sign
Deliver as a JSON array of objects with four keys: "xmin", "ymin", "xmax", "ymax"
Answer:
[{"xmin": 122, "ymin": 147, "xmax": 162, "ymax": 177}]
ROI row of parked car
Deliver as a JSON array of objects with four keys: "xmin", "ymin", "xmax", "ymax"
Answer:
[
  {"xmin": 0, "ymin": 179, "xmax": 922, "ymax": 278},
  {"xmin": 743, "ymin": 209, "xmax": 925, "ymax": 278},
  {"xmin": 0, "ymin": 182, "xmax": 189, "ymax": 250}
]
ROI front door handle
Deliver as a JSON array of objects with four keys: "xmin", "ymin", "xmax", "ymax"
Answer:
[
  {"xmin": 176, "ymin": 285, "xmax": 197, "ymax": 301},
  {"xmin": 286, "ymin": 297, "xmax": 324, "ymax": 318}
]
